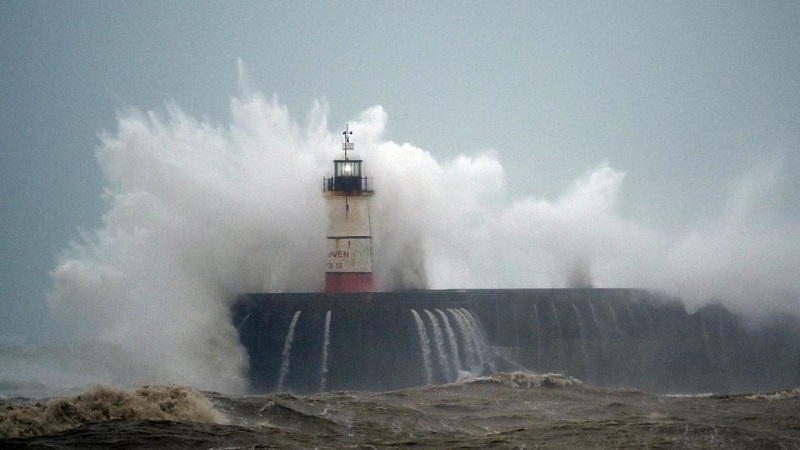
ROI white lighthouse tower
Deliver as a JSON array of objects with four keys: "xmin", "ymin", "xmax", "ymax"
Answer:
[{"xmin": 323, "ymin": 126, "xmax": 374, "ymax": 293}]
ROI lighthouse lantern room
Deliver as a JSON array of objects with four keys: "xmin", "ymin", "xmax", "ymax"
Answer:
[{"xmin": 323, "ymin": 126, "xmax": 374, "ymax": 293}]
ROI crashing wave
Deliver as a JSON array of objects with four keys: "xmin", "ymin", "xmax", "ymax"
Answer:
[
  {"xmin": 0, "ymin": 384, "xmax": 223, "ymax": 439},
  {"xmin": 464, "ymin": 371, "xmax": 582, "ymax": 388},
  {"xmin": 745, "ymin": 388, "xmax": 800, "ymax": 400}
]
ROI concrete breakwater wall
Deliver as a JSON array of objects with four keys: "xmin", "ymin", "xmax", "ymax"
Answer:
[{"xmin": 232, "ymin": 289, "xmax": 800, "ymax": 394}]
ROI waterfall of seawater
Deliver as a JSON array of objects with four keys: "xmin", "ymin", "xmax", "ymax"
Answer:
[
  {"xmin": 320, "ymin": 310, "xmax": 331, "ymax": 392},
  {"xmin": 550, "ymin": 302, "xmax": 564, "ymax": 371},
  {"xmin": 512, "ymin": 300, "xmax": 521, "ymax": 361},
  {"xmin": 532, "ymin": 303, "xmax": 542, "ymax": 367},
  {"xmin": 436, "ymin": 309, "xmax": 462, "ymax": 377},
  {"xmin": 271, "ymin": 306, "xmax": 493, "ymax": 391},
  {"xmin": 277, "ymin": 310, "xmax": 302, "ymax": 392},
  {"xmin": 411, "ymin": 309, "xmax": 433, "ymax": 385},
  {"xmin": 450, "ymin": 309, "xmax": 480, "ymax": 373},
  {"xmin": 606, "ymin": 302, "xmax": 622, "ymax": 336},
  {"xmin": 459, "ymin": 308, "xmax": 496, "ymax": 373},
  {"xmin": 424, "ymin": 309, "xmax": 452, "ymax": 381},
  {"xmin": 639, "ymin": 300, "xmax": 655, "ymax": 330},
  {"xmin": 588, "ymin": 302, "xmax": 600, "ymax": 335},
  {"xmin": 589, "ymin": 302, "xmax": 607, "ymax": 357},
  {"xmin": 624, "ymin": 302, "xmax": 639, "ymax": 331},
  {"xmin": 572, "ymin": 303, "xmax": 592, "ymax": 380}
]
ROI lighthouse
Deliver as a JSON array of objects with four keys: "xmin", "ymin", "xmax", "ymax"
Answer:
[{"xmin": 323, "ymin": 126, "xmax": 374, "ymax": 293}]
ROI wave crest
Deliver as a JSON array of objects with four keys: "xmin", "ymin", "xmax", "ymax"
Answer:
[
  {"xmin": 745, "ymin": 388, "xmax": 800, "ymax": 400},
  {"xmin": 465, "ymin": 371, "xmax": 582, "ymax": 389},
  {"xmin": 0, "ymin": 384, "xmax": 223, "ymax": 439}
]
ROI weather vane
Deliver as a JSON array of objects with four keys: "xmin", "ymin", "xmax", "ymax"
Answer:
[{"xmin": 343, "ymin": 124, "xmax": 353, "ymax": 143}]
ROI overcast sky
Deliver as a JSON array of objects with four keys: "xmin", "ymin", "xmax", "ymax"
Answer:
[{"xmin": 2, "ymin": 1, "xmax": 799, "ymax": 339}]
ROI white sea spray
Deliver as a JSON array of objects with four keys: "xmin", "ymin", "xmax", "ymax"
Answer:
[{"xmin": 42, "ymin": 77, "xmax": 800, "ymax": 394}]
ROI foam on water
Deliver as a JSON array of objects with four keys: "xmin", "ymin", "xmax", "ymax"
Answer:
[
  {"xmin": 746, "ymin": 388, "xmax": 800, "ymax": 400},
  {"xmin": 0, "ymin": 384, "xmax": 223, "ymax": 439},
  {"xmin": 465, "ymin": 371, "xmax": 583, "ymax": 389}
]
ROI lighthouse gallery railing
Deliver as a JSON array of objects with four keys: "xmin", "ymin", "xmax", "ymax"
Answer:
[{"xmin": 323, "ymin": 176, "xmax": 372, "ymax": 192}]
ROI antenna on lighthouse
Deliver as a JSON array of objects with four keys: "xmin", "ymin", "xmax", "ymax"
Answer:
[
  {"xmin": 343, "ymin": 124, "xmax": 353, "ymax": 143},
  {"xmin": 342, "ymin": 124, "xmax": 353, "ymax": 159}
]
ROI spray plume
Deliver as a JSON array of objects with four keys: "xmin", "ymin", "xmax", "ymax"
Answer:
[{"xmin": 48, "ymin": 87, "xmax": 799, "ymax": 393}]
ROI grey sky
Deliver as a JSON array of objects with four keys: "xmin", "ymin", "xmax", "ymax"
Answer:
[{"xmin": 2, "ymin": 1, "xmax": 799, "ymax": 339}]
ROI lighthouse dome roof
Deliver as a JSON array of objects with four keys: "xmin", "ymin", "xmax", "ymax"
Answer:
[{"xmin": 336, "ymin": 150, "xmax": 362, "ymax": 161}]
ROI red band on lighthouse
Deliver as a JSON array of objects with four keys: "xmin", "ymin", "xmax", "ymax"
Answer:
[{"xmin": 324, "ymin": 273, "xmax": 373, "ymax": 293}]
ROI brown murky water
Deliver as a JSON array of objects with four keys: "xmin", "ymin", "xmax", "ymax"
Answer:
[{"xmin": 2, "ymin": 372, "xmax": 799, "ymax": 449}]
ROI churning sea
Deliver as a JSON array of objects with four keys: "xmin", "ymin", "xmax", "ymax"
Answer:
[{"xmin": 2, "ymin": 370, "xmax": 799, "ymax": 448}]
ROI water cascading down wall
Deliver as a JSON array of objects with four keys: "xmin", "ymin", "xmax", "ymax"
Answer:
[{"xmin": 232, "ymin": 289, "xmax": 800, "ymax": 394}]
